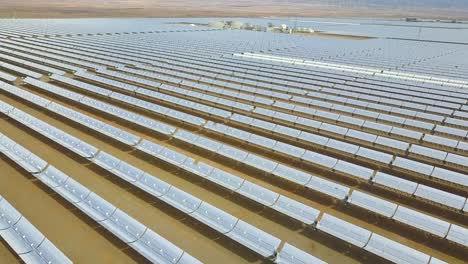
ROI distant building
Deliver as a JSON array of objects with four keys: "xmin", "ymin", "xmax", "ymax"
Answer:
[
  {"xmin": 406, "ymin": 17, "xmax": 419, "ymax": 22},
  {"xmin": 208, "ymin": 21, "xmax": 225, "ymax": 28}
]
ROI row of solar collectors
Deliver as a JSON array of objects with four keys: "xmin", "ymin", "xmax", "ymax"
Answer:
[
  {"xmin": 2, "ymin": 30, "xmax": 464, "ymax": 92},
  {"xmin": 254, "ymin": 43, "xmax": 468, "ymax": 82},
  {"xmin": 112, "ymin": 62, "xmax": 455, "ymax": 135},
  {"xmin": 0, "ymin": 24, "xmax": 218, "ymax": 38},
  {"xmin": 1, "ymin": 36, "xmax": 466, "ymax": 182},
  {"xmin": 14, "ymin": 37, "xmax": 140, "ymax": 67},
  {"xmin": 0, "ymin": 100, "xmax": 326, "ymax": 264},
  {"xmin": 7, "ymin": 79, "xmax": 468, "ymax": 251},
  {"xmin": 0, "ymin": 40, "xmax": 108, "ymax": 71},
  {"xmin": 402, "ymin": 52, "xmax": 468, "ymax": 78},
  {"xmin": 0, "ymin": 70, "xmax": 16, "ymax": 82},
  {"xmin": 0, "ymin": 132, "xmax": 201, "ymax": 264},
  {"xmin": 31, "ymin": 74, "xmax": 468, "ymax": 211},
  {"xmin": 0, "ymin": 195, "xmax": 72, "ymax": 263},
  {"xmin": 329, "ymin": 51, "xmax": 468, "ymax": 79},
  {"xmin": 267, "ymin": 53, "xmax": 468, "ymax": 84},
  {"xmin": 150, "ymin": 52, "xmax": 466, "ymax": 113},
  {"xmin": 234, "ymin": 52, "xmax": 468, "ymax": 89},
  {"xmin": 1, "ymin": 34, "xmax": 466, "ymax": 169},
  {"xmin": 189, "ymin": 54, "xmax": 468, "ymax": 110},
  {"xmin": 124, "ymin": 62, "xmax": 468, "ymax": 137},
  {"xmin": 152, "ymin": 56, "xmax": 468, "ymax": 123},
  {"xmin": 0, "ymin": 88, "xmax": 462, "ymax": 264},
  {"xmin": 35, "ymin": 34, "xmax": 466, "ymax": 123},
  {"xmin": 230, "ymin": 54, "xmax": 468, "ymax": 99},
  {"xmin": 77, "ymin": 33, "xmax": 468, "ymax": 93},
  {"xmin": 33, "ymin": 33, "xmax": 468, "ymax": 95},
  {"xmin": 144, "ymin": 56, "xmax": 467, "ymax": 118},
  {"xmin": 269, "ymin": 45, "xmax": 468, "ymax": 81},
  {"xmin": 22, "ymin": 32, "xmax": 468, "ymax": 105},
  {"xmin": 92, "ymin": 67, "xmax": 468, "ymax": 176},
  {"xmin": 2, "ymin": 36, "xmax": 464, "ymax": 139},
  {"xmin": 46, "ymin": 31, "xmax": 464, "ymax": 88},
  {"xmin": 3, "ymin": 38, "xmax": 124, "ymax": 69},
  {"xmin": 0, "ymin": 51, "xmax": 66, "ymax": 76},
  {"xmin": 231, "ymin": 55, "xmax": 468, "ymax": 106},
  {"xmin": 0, "ymin": 46, "xmax": 86, "ymax": 73},
  {"xmin": 218, "ymin": 48, "xmax": 468, "ymax": 94},
  {"xmin": 87, "ymin": 68, "xmax": 468, "ymax": 181}
]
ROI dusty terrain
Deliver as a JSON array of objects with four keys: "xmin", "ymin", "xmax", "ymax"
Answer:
[{"xmin": 0, "ymin": 0, "xmax": 467, "ymax": 19}]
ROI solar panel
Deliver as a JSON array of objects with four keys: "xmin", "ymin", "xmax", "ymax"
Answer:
[
  {"xmin": 445, "ymin": 153, "xmax": 468, "ymax": 168},
  {"xmin": 374, "ymin": 136, "xmax": 409, "ymax": 151},
  {"xmin": 136, "ymin": 173, "xmax": 172, "ymax": 198},
  {"xmin": 392, "ymin": 206, "xmax": 450, "ymax": 238},
  {"xmin": 247, "ymin": 134, "xmax": 277, "ymax": 149},
  {"xmin": 194, "ymin": 137, "xmax": 222, "ymax": 153},
  {"xmin": 243, "ymin": 154, "xmax": 278, "ymax": 173},
  {"xmin": 0, "ymin": 71, "xmax": 17, "ymax": 82},
  {"xmin": 1, "ymin": 142, "xmax": 48, "ymax": 174},
  {"xmin": 55, "ymin": 177, "xmax": 91, "ymax": 204},
  {"xmin": 226, "ymin": 127, "xmax": 252, "ymax": 142},
  {"xmin": 389, "ymin": 126, "xmax": 423, "ymax": 140},
  {"xmin": 319, "ymin": 123, "xmax": 348, "ymax": 136},
  {"xmin": 306, "ymin": 176, "xmax": 350, "ymax": 200},
  {"xmin": 348, "ymin": 191, "xmax": 397, "ymax": 218},
  {"xmin": 0, "ymin": 60, "xmax": 42, "ymax": 78},
  {"xmin": 446, "ymin": 224, "xmax": 468, "ymax": 248},
  {"xmin": 135, "ymin": 139, "xmax": 165, "ymax": 157},
  {"xmin": 414, "ymin": 185, "xmax": 466, "ymax": 210},
  {"xmin": 409, "ymin": 145, "xmax": 447, "ymax": 161},
  {"xmin": 430, "ymin": 167, "xmax": 468, "ymax": 187},
  {"xmin": 0, "ymin": 197, "xmax": 22, "ymax": 230},
  {"xmin": 128, "ymin": 228, "xmax": 188, "ymax": 264},
  {"xmin": 272, "ymin": 196, "xmax": 320, "ymax": 225},
  {"xmin": 237, "ymin": 181, "xmax": 280, "ymax": 206},
  {"xmin": 346, "ymin": 129, "xmax": 377, "ymax": 143},
  {"xmin": 273, "ymin": 142, "xmax": 306, "ymax": 158},
  {"xmin": 434, "ymin": 125, "xmax": 468, "ymax": 138},
  {"xmin": 20, "ymin": 238, "xmax": 73, "ymax": 264},
  {"xmin": 356, "ymin": 147, "xmax": 393, "ymax": 164},
  {"xmin": 392, "ymin": 157, "xmax": 434, "ymax": 176},
  {"xmin": 296, "ymin": 117, "xmax": 322, "ymax": 129},
  {"xmin": 272, "ymin": 164, "xmax": 312, "ymax": 185},
  {"xmin": 275, "ymin": 243, "xmax": 326, "ymax": 264},
  {"xmin": 159, "ymin": 148, "xmax": 188, "ymax": 167},
  {"xmin": 0, "ymin": 215, "xmax": 45, "ymax": 254},
  {"xmin": 36, "ymin": 166, "xmax": 69, "ymax": 188},
  {"xmin": 364, "ymin": 233, "xmax": 433, "ymax": 264},
  {"xmin": 101, "ymin": 209, "xmax": 147, "ymax": 243},
  {"xmin": 161, "ymin": 187, "xmax": 202, "ymax": 214},
  {"xmin": 112, "ymin": 161, "xmax": 146, "ymax": 183},
  {"xmin": 76, "ymin": 192, "xmax": 117, "ymax": 222},
  {"xmin": 191, "ymin": 202, "xmax": 238, "ymax": 234},
  {"xmin": 372, "ymin": 172, "xmax": 418, "ymax": 195},
  {"xmin": 301, "ymin": 151, "xmax": 338, "ymax": 169},
  {"xmin": 205, "ymin": 168, "xmax": 244, "ymax": 191},
  {"xmin": 93, "ymin": 151, "xmax": 121, "ymax": 171},
  {"xmin": 333, "ymin": 160, "xmax": 374, "ymax": 180},
  {"xmin": 251, "ymin": 118, "xmax": 277, "ymax": 131},
  {"xmin": 317, "ymin": 214, "xmax": 371, "ymax": 248},
  {"xmin": 226, "ymin": 220, "xmax": 281, "ymax": 258},
  {"xmin": 217, "ymin": 144, "xmax": 248, "ymax": 162}
]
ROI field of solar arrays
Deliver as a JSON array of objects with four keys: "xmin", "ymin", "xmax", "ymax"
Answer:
[{"xmin": 0, "ymin": 18, "xmax": 467, "ymax": 264}]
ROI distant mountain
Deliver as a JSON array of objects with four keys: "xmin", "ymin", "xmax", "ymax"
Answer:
[{"xmin": 276, "ymin": 0, "xmax": 468, "ymax": 9}]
